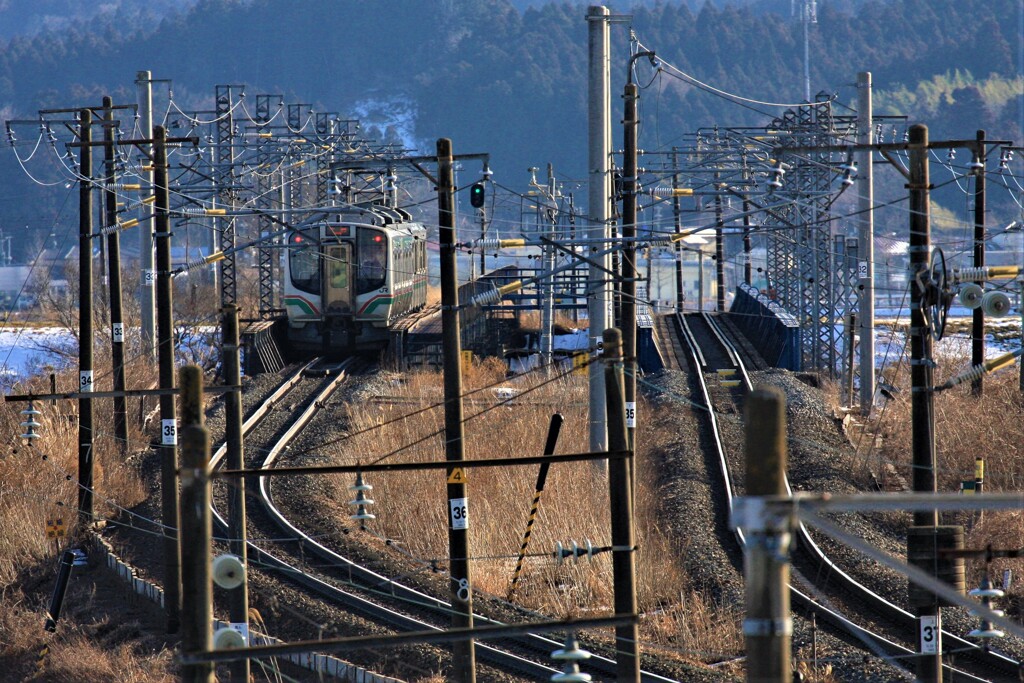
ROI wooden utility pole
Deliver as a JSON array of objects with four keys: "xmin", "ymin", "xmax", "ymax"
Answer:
[
  {"xmin": 972, "ymin": 129, "xmax": 986, "ymax": 397},
  {"xmin": 603, "ymin": 328, "xmax": 639, "ymax": 681},
  {"xmin": 178, "ymin": 365, "xmax": 214, "ymax": 683},
  {"xmin": 621, "ymin": 81, "xmax": 638, "ymax": 449},
  {"xmin": 155, "ymin": 125, "xmax": 181, "ymax": 634},
  {"xmin": 103, "ymin": 96, "xmax": 128, "ymax": 454},
  {"xmin": 221, "ymin": 304, "xmax": 249, "ymax": 683},
  {"xmin": 78, "ymin": 108, "xmax": 95, "ymax": 525},
  {"xmin": 436, "ymin": 137, "xmax": 476, "ymax": 683},
  {"xmin": 908, "ymin": 123, "xmax": 942, "ymax": 683},
  {"xmin": 743, "ymin": 385, "xmax": 791, "ymax": 682}
]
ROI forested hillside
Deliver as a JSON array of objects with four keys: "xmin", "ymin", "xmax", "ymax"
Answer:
[{"xmin": 0, "ymin": 0, "xmax": 1020, "ymax": 259}]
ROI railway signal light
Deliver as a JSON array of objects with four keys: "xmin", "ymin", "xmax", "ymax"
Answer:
[{"xmin": 470, "ymin": 182, "xmax": 485, "ymax": 208}]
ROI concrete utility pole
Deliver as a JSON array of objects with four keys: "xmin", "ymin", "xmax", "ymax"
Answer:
[
  {"xmin": 743, "ymin": 385, "xmax": 791, "ymax": 683},
  {"xmin": 135, "ymin": 71, "xmax": 156, "ymax": 360},
  {"xmin": 972, "ymin": 129, "xmax": 986, "ymax": 396},
  {"xmin": 103, "ymin": 97, "xmax": 128, "ymax": 454},
  {"xmin": 540, "ymin": 164, "xmax": 557, "ymax": 364},
  {"xmin": 155, "ymin": 126, "xmax": 181, "ymax": 634},
  {"xmin": 587, "ymin": 5, "xmax": 611, "ymax": 454},
  {"xmin": 77, "ymin": 108, "xmax": 95, "ymax": 525},
  {"xmin": 908, "ymin": 123, "xmax": 942, "ymax": 683},
  {"xmin": 856, "ymin": 71, "xmax": 875, "ymax": 413},
  {"xmin": 436, "ymin": 137, "xmax": 476, "ymax": 683}
]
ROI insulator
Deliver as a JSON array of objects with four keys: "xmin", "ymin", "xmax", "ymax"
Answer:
[
  {"xmin": 969, "ymin": 608, "xmax": 1005, "ymax": 618},
  {"xmin": 968, "ymin": 627, "xmax": 1005, "ymax": 639},
  {"xmin": 474, "ymin": 238, "xmax": 526, "ymax": 250},
  {"xmin": 470, "ymin": 287, "xmax": 502, "ymax": 308},
  {"xmin": 179, "ymin": 207, "xmax": 207, "ymax": 217},
  {"xmin": 350, "ymin": 503, "xmax": 376, "ymax": 522},
  {"xmin": 954, "ymin": 266, "xmax": 1022, "ymax": 282},
  {"xmin": 181, "ymin": 257, "xmax": 211, "ymax": 273},
  {"xmin": 20, "ymin": 403, "xmax": 40, "ymax": 441},
  {"xmin": 349, "ymin": 471, "xmax": 373, "ymax": 493},
  {"xmin": 554, "ymin": 539, "xmax": 596, "ymax": 564},
  {"xmin": 967, "ymin": 159, "xmax": 984, "ymax": 176},
  {"xmin": 958, "ymin": 283, "xmax": 984, "ymax": 309},
  {"xmin": 349, "ymin": 472, "xmax": 375, "ymax": 523},
  {"xmin": 948, "ymin": 363, "xmax": 988, "ymax": 388},
  {"xmin": 551, "ymin": 632, "xmax": 592, "ymax": 682},
  {"xmin": 555, "ymin": 541, "xmax": 568, "ymax": 565},
  {"xmin": 348, "ymin": 488, "xmax": 374, "ymax": 507}
]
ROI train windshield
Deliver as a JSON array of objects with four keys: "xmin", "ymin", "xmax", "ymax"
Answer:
[
  {"xmin": 289, "ymin": 230, "xmax": 320, "ymax": 295},
  {"xmin": 356, "ymin": 229, "xmax": 387, "ymax": 294}
]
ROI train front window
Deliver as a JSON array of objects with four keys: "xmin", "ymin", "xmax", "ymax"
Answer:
[
  {"xmin": 289, "ymin": 231, "xmax": 320, "ymax": 295},
  {"xmin": 356, "ymin": 230, "xmax": 387, "ymax": 294}
]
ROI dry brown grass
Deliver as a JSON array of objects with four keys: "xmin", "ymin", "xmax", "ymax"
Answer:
[
  {"xmin": 324, "ymin": 357, "xmax": 741, "ymax": 665},
  {"xmin": 0, "ymin": 333, "xmax": 159, "ymax": 679},
  {"xmin": 0, "ymin": 601, "xmax": 174, "ymax": 682},
  {"xmin": 862, "ymin": 348, "xmax": 1024, "ymax": 607}
]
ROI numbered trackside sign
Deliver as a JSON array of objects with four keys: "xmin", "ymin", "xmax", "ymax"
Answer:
[
  {"xmin": 625, "ymin": 401, "xmax": 636, "ymax": 428},
  {"xmin": 143, "ymin": 269, "xmax": 155, "ymax": 287},
  {"xmin": 112, "ymin": 323, "xmax": 124, "ymax": 343},
  {"xmin": 449, "ymin": 498, "xmax": 468, "ymax": 530},
  {"xmin": 858, "ymin": 260, "xmax": 869, "ymax": 280},
  {"xmin": 162, "ymin": 419, "xmax": 177, "ymax": 446},
  {"xmin": 80, "ymin": 370, "xmax": 94, "ymax": 393},
  {"xmin": 447, "ymin": 468, "xmax": 467, "ymax": 485},
  {"xmin": 920, "ymin": 614, "xmax": 940, "ymax": 654}
]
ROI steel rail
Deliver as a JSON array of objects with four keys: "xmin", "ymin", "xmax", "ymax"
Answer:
[
  {"xmin": 685, "ymin": 312, "xmax": 1015, "ymax": 681},
  {"xmin": 249, "ymin": 361, "xmax": 677, "ymax": 681}
]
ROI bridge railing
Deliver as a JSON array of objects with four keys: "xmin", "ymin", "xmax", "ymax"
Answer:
[{"xmin": 729, "ymin": 283, "xmax": 802, "ymax": 371}]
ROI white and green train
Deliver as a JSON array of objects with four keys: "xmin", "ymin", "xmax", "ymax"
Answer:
[{"xmin": 283, "ymin": 205, "xmax": 428, "ymax": 352}]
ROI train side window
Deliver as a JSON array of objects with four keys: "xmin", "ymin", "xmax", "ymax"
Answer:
[
  {"xmin": 289, "ymin": 232, "xmax": 320, "ymax": 295},
  {"xmin": 357, "ymin": 229, "xmax": 387, "ymax": 294}
]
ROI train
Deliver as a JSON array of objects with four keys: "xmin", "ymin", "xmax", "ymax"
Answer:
[{"xmin": 282, "ymin": 204, "xmax": 429, "ymax": 353}]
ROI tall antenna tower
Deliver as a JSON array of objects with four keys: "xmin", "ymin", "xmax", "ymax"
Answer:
[{"xmin": 793, "ymin": 0, "xmax": 817, "ymax": 101}]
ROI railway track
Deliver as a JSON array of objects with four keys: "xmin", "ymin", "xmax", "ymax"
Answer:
[
  {"xmin": 670, "ymin": 311, "xmax": 1020, "ymax": 682},
  {"xmin": 209, "ymin": 358, "xmax": 678, "ymax": 682}
]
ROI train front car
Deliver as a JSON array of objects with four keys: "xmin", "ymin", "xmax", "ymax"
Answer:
[{"xmin": 283, "ymin": 210, "xmax": 428, "ymax": 355}]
